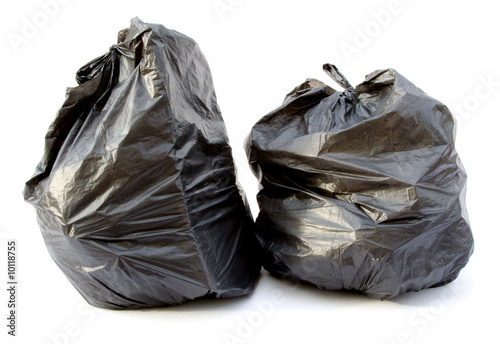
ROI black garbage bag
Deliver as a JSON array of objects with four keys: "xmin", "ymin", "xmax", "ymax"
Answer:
[
  {"xmin": 23, "ymin": 17, "xmax": 261, "ymax": 309},
  {"xmin": 246, "ymin": 64, "xmax": 473, "ymax": 300}
]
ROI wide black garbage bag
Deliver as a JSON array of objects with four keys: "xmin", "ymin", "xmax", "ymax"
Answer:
[
  {"xmin": 23, "ymin": 17, "xmax": 261, "ymax": 309},
  {"xmin": 246, "ymin": 64, "xmax": 473, "ymax": 299}
]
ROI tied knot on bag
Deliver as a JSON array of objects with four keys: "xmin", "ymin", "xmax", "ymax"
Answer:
[
  {"xmin": 75, "ymin": 45, "xmax": 121, "ymax": 110},
  {"xmin": 323, "ymin": 64, "xmax": 359, "ymax": 104}
]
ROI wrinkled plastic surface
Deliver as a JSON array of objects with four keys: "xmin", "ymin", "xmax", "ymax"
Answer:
[
  {"xmin": 246, "ymin": 64, "xmax": 474, "ymax": 300},
  {"xmin": 24, "ymin": 17, "xmax": 261, "ymax": 309}
]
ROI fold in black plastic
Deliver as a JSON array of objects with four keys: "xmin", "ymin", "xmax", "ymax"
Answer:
[
  {"xmin": 246, "ymin": 65, "xmax": 474, "ymax": 300},
  {"xmin": 23, "ymin": 17, "xmax": 261, "ymax": 309}
]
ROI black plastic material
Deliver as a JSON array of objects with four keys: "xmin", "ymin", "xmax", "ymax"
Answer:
[
  {"xmin": 246, "ymin": 64, "xmax": 474, "ymax": 300},
  {"xmin": 23, "ymin": 18, "xmax": 261, "ymax": 309}
]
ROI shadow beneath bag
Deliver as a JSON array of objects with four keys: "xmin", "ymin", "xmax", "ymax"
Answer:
[
  {"xmin": 96, "ymin": 267, "xmax": 473, "ymax": 314},
  {"xmin": 252, "ymin": 268, "xmax": 475, "ymax": 310},
  {"xmin": 116, "ymin": 273, "xmax": 266, "ymax": 314}
]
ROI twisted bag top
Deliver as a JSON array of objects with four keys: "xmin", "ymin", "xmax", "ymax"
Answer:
[
  {"xmin": 246, "ymin": 64, "xmax": 473, "ymax": 299},
  {"xmin": 24, "ymin": 18, "xmax": 260, "ymax": 309}
]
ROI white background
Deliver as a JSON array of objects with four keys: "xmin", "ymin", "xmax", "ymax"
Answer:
[{"xmin": 1, "ymin": 0, "xmax": 498, "ymax": 343}]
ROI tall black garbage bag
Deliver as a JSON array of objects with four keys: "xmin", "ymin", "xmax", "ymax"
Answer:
[
  {"xmin": 246, "ymin": 64, "xmax": 473, "ymax": 300},
  {"xmin": 23, "ymin": 17, "xmax": 261, "ymax": 309}
]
